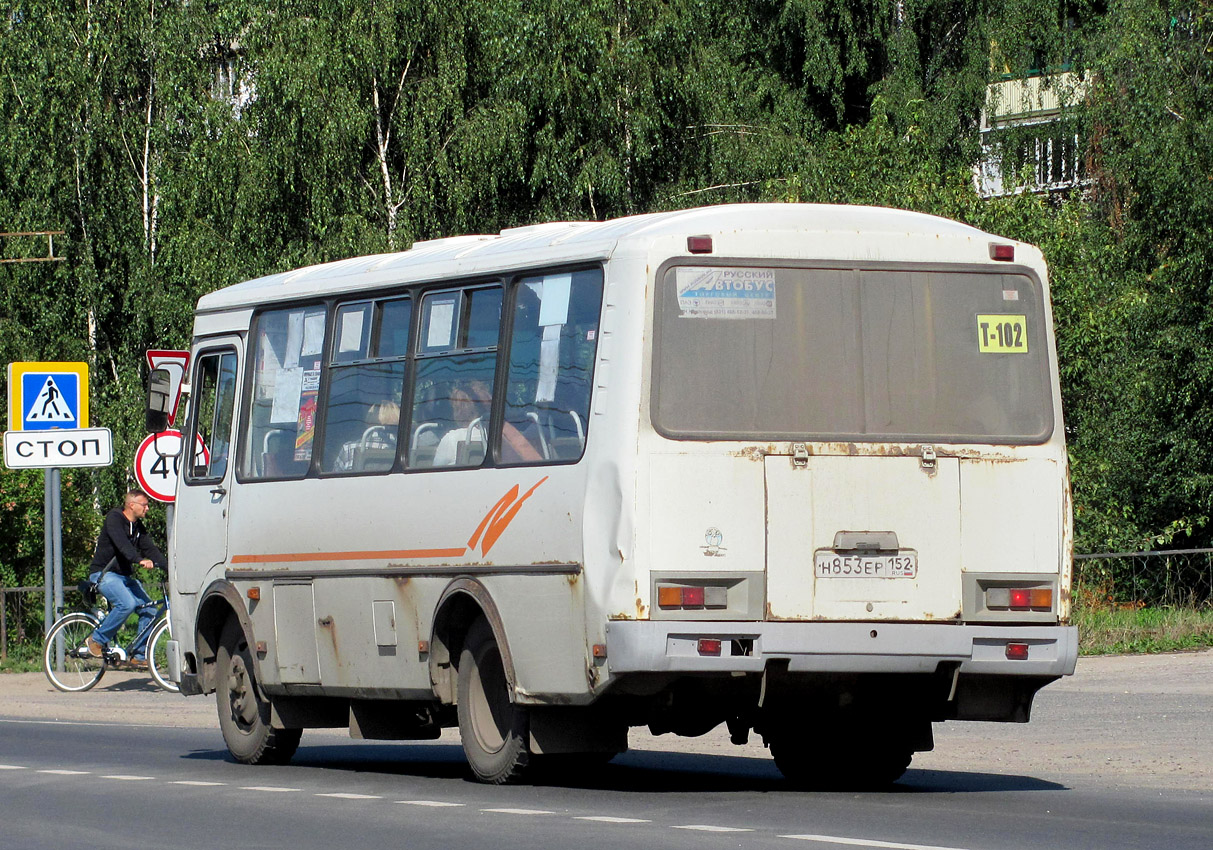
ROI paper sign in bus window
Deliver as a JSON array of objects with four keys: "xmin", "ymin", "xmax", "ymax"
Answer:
[
  {"xmin": 977, "ymin": 314, "xmax": 1028, "ymax": 353},
  {"xmin": 426, "ymin": 296, "xmax": 457, "ymax": 349},
  {"xmin": 338, "ymin": 308, "xmax": 367, "ymax": 354},
  {"xmin": 676, "ymin": 267, "xmax": 777, "ymax": 319}
]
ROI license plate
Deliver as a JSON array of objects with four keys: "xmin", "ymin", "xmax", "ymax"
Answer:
[{"xmin": 814, "ymin": 551, "xmax": 918, "ymax": 578}]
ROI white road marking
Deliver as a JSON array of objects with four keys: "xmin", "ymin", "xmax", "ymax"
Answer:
[
  {"xmin": 171, "ymin": 780, "xmax": 226, "ymax": 786},
  {"xmin": 482, "ymin": 807, "xmax": 556, "ymax": 815},
  {"xmin": 317, "ymin": 792, "xmax": 382, "ymax": 800},
  {"xmin": 781, "ymin": 834, "xmax": 973, "ymax": 850},
  {"xmin": 101, "ymin": 774, "xmax": 153, "ymax": 781},
  {"xmin": 673, "ymin": 825, "xmax": 753, "ymax": 833},
  {"xmin": 398, "ymin": 800, "xmax": 465, "ymax": 807},
  {"xmin": 241, "ymin": 785, "xmax": 301, "ymax": 793},
  {"xmin": 0, "ymin": 764, "xmax": 28, "ymax": 770},
  {"xmin": 0, "ymin": 717, "xmax": 196, "ymax": 730},
  {"xmin": 38, "ymin": 769, "xmax": 90, "ymax": 775},
  {"xmin": 574, "ymin": 816, "xmax": 651, "ymax": 824}
]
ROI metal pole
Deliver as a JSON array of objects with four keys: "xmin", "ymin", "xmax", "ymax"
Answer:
[
  {"xmin": 52, "ymin": 467, "xmax": 63, "ymax": 620},
  {"xmin": 43, "ymin": 470, "xmax": 53, "ymax": 634}
]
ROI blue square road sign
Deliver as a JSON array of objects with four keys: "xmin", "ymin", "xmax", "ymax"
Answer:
[{"xmin": 6, "ymin": 362, "xmax": 89, "ymax": 431}]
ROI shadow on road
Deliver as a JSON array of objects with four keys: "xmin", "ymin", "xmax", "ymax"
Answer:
[
  {"xmin": 181, "ymin": 740, "xmax": 1067, "ymax": 795},
  {"xmin": 96, "ymin": 677, "xmax": 163, "ymax": 694}
]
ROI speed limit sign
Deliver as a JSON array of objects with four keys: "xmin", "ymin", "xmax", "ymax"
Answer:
[{"xmin": 133, "ymin": 430, "xmax": 209, "ymax": 503}]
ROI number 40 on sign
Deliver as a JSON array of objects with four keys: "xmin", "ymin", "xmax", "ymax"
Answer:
[{"xmin": 134, "ymin": 430, "xmax": 209, "ymax": 504}]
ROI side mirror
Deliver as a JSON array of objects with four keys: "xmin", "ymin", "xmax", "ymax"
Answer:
[{"xmin": 147, "ymin": 368, "xmax": 172, "ymax": 433}]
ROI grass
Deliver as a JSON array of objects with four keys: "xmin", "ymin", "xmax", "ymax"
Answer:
[
  {"xmin": 1073, "ymin": 604, "xmax": 1213, "ymax": 655},
  {"xmin": 0, "ymin": 641, "xmax": 42, "ymax": 673},
  {"xmin": 6, "ymin": 605, "xmax": 1213, "ymax": 672}
]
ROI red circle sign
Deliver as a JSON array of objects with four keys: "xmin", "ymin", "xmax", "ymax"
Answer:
[{"xmin": 134, "ymin": 430, "xmax": 209, "ymax": 503}]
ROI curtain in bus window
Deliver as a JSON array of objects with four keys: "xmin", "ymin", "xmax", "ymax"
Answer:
[
  {"xmin": 503, "ymin": 268, "xmax": 603, "ymax": 463},
  {"xmin": 242, "ymin": 305, "xmax": 327, "ymax": 479},
  {"xmin": 655, "ymin": 267, "xmax": 862, "ymax": 437},
  {"xmin": 654, "ymin": 266, "xmax": 1052, "ymax": 443},
  {"xmin": 858, "ymin": 270, "xmax": 1051, "ymax": 439}
]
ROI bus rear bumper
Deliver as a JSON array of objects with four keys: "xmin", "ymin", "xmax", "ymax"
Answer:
[{"xmin": 604, "ymin": 621, "xmax": 1078, "ymax": 678}]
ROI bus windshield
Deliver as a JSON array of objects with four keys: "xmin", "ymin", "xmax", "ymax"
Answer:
[{"xmin": 654, "ymin": 264, "xmax": 1054, "ymax": 443}]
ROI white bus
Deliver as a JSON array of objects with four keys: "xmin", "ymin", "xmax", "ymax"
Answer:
[{"xmin": 157, "ymin": 203, "xmax": 1076, "ymax": 787}]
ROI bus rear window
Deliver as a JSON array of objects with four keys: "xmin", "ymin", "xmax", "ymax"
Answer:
[{"xmin": 654, "ymin": 265, "xmax": 1054, "ymax": 443}]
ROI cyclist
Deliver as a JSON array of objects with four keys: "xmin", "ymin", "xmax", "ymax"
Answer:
[{"xmin": 85, "ymin": 490, "xmax": 167, "ymax": 669}]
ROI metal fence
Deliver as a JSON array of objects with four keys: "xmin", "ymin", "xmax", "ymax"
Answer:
[
  {"xmin": 0, "ymin": 583, "xmax": 89, "ymax": 661},
  {"xmin": 1074, "ymin": 548, "xmax": 1213, "ymax": 609},
  {"xmin": 5, "ymin": 550, "xmax": 1213, "ymax": 659},
  {"xmin": 0, "ymin": 585, "xmax": 43, "ymax": 661}
]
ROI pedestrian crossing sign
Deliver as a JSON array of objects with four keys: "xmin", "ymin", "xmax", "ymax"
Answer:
[{"xmin": 6, "ymin": 362, "xmax": 89, "ymax": 431}]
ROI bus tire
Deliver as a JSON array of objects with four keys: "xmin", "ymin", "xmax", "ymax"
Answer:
[
  {"xmin": 457, "ymin": 617, "xmax": 531, "ymax": 784},
  {"xmin": 216, "ymin": 619, "xmax": 301, "ymax": 765}
]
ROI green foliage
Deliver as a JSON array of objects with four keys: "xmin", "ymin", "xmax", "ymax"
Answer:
[
  {"xmin": 2, "ymin": 0, "xmax": 1213, "ymax": 616},
  {"xmin": 1073, "ymin": 604, "xmax": 1213, "ymax": 655}
]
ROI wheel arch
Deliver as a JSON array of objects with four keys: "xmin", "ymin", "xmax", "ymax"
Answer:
[
  {"xmin": 429, "ymin": 578, "xmax": 516, "ymax": 705},
  {"xmin": 195, "ymin": 578, "xmax": 257, "ymax": 695}
]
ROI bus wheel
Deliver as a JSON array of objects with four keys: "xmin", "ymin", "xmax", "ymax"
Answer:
[
  {"xmin": 769, "ymin": 725, "xmax": 913, "ymax": 790},
  {"xmin": 457, "ymin": 617, "xmax": 531, "ymax": 784},
  {"xmin": 216, "ymin": 619, "xmax": 301, "ymax": 765}
]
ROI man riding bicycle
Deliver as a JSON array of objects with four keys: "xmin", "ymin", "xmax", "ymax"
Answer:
[{"xmin": 85, "ymin": 490, "xmax": 167, "ymax": 669}]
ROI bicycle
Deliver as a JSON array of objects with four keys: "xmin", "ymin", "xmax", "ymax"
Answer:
[{"xmin": 42, "ymin": 578, "xmax": 178, "ymax": 694}]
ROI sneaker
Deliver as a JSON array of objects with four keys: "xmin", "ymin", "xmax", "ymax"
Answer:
[
  {"xmin": 86, "ymin": 637, "xmax": 104, "ymax": 658},
  {"xmin": 128, "ymin": 657, "xmax": 148, "ymax": 670}
]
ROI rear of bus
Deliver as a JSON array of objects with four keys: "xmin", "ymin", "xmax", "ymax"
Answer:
[{"xmin": 603, "ymin": 207, "xmax": 1076, "ymax": 786}]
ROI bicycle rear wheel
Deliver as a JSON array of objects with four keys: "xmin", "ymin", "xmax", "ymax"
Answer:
[
  {"xmin": 147, "ymin": 617, "xmax": 179, "ymax": 693},
  {"xmin": 43, "ymin": 613, "xmax": 107, "ymax": 692}
]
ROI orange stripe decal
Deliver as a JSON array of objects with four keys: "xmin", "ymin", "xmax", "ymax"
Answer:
[
  {"xmin": 230, "ymin": 548, "xmax": 466, "ymax": 564},
  {"xmin": 474, "ymin": 477, "xmax": 548, "ymax": 556},
  {"xmin": 232, "ymin": 477, "xmax": 549, "ymax": 565}
]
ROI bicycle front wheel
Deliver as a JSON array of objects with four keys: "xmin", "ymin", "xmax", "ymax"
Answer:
[
  {"xmin": 147, "ymin": 617, "xmax": 179, "ymax": 693},
  {"xmin": 43, "ymin": 613, "xmax": 107, "ymax": 692}
]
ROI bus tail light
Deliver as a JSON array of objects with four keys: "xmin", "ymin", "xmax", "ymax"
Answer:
[
  {"xmin": 687, "ymin": 235, "xmax": 713, "ymax": 254},
  {"xmin": 985, "ymin": 586, "xmax": 1053, "ymax": 611},
  {"xmin": 657, "ymin": 583, "xmax": 728, "ymax": 609},
  {"xmin": 697, "ymin": 639, "xmax": 722, "ymax": 656},
  {"xmin": 989, "ymin": 243, "xmax": 1015, "ymax": 261},
  {"xmin": 1006, "ymin": 642, "xmax": 1030, "ymax": 660}
]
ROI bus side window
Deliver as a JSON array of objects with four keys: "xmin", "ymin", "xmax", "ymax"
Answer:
[
  {"xmin": 241, "ymin": 305, "xmax": 327, "ymax": 480},
  {"xmin": 320, "ymin": 298, "xmax": 408, "ymax": 475},
  {"xmin": 407, "ymin": 286, "xmax": 501, "ymax": 470},
  {"xmin": 502, "ymin": 268, "xmax": 603, "ymax": 464}
]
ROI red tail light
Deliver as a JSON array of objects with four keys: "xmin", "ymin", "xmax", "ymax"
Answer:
[{"xmin": 1006, "ymin": 643, "xmax": 1030, "ymax": 660}]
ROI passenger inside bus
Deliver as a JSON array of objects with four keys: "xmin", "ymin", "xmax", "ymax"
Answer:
[
  {"xmin": 332, "ymin": 400, "xmax": 399, "ymax": 472},
  {"xmin": 431, "ymin": 380, "xmax": 491, "ymax": 467}
]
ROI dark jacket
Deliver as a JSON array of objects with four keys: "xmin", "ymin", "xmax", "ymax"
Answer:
[{"xmin": 90, "ymin": 508, "xmax": 167, "ymax": 577}]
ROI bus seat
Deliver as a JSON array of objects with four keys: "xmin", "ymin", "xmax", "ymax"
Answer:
[
  {"xmin": 354, "ymin": 426, "xmax": 397, "ymax": 472},
  {"xmin": 262, "ymin": 429, "xmax": 292, "ymax": 477}
]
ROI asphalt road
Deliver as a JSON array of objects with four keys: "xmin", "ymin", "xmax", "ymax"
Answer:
[{"xmin": 1, "ymin": 650, "xmax": 1210, "ymax": 850}]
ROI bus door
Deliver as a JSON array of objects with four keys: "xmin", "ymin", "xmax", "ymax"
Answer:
[
  {"xmin": 765, "ymin": 451, "xmax": 963, "ymax": 621},
  {"xmin": 176, "ymin": 339, "xmax": 242, "ymax": 592}
]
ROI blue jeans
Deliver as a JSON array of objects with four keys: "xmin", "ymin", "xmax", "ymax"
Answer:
[{"xmin": 89, "ymin": 572, "xmax": 155, "ymax": 660}]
